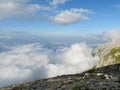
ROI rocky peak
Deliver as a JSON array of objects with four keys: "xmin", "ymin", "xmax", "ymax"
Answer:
[{"xmin": 92, "ymin": 40, "xmax": 120, "ymax": 68}]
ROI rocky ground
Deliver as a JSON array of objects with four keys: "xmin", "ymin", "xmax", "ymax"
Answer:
[{"xmin": 0, "ymin": 64, "xmax": 120, "ymax": 90}]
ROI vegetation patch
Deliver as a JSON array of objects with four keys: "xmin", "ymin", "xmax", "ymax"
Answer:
[{"xmin": 103, "ymin": 47, "xmax": 120, "ymax": 63}]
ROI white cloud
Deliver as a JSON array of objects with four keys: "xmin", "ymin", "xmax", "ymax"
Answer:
[
  {"xmin": 0, "ymin": 0, "xmax": 50, "ymax": 19},
  {"xmin": 103, "ymin": 29, "xmax": 120, "ymax": 41},
  {"xmin": 52, "ymin": 8, "xmax": 92, "ymax": 25},
  {"xmin": 0, "ymin": 42, "xmax": 98, "ymax": 87},
  {"xmin": 50, "ymin": 0, "xmax": 69, "ymax": 6},
  {"xmin": 113, "ymin": 5, "xmax": 120, "ymax": 8},
  {"xmin": 0, "ymin": 43, "xmax": 49, "ymax": 87},
  {"xmin": 46, "ymin": 43, "xmax": 98, "ymax": 77}
]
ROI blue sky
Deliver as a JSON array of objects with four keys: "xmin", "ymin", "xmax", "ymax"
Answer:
[{"xmin": 0, "ymin": 0, "xmax": 120, "ymax": 36}]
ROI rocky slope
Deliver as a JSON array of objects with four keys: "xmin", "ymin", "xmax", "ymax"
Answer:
[
  {"xmin": 0, "ymin": 64, "xmax": 120, "ymax": 90},
  {"xmin": 92, "ymin": 41, "xmax": 120, "ymax": 68}
]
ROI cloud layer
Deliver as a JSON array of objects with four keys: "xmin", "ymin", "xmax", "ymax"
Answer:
[
  {"xmin": 0, "ymin": 42, "xmax": 98, "ymax": 87},
  {"xmin": 0, "ymin": 29, "xmax": 119, "ymax": 87}
]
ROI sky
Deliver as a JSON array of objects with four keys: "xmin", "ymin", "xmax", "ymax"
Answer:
[{"xmin": 0, "ymin": 0, "xmax": 120, "ymax": 36}]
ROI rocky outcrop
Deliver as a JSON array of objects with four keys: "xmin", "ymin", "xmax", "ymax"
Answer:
[
  {"xmin": 92, "ymin": 41, "xmax": 120, "ymax": 68},
  {"xmin": 0, "ymin": 64, "xmax": 120, "ymax": 90}
]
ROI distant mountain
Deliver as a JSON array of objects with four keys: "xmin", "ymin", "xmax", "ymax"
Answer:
[
  {"xmin": 0, "ymin": 64, "xmax": 120, "ymax": 90},
  {"xmin": 92, "ymin": 41, "xmax": 120, "ymax": 68}
]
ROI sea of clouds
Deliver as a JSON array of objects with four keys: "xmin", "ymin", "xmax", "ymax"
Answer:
[{"xmin": 0, "ymin": 30, "xmax": 119, "ymax": 87}]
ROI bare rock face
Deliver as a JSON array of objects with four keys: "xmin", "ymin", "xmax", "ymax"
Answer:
[
  {"xmin": 92, "ymin": 41, "xmax": 120, "ymax": 68},
  {"xmin": 0, "ymin": 64, "xmax": 120, "ymax": 90}
]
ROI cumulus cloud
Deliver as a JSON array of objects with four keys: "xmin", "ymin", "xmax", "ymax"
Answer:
[
  {"xmin": 50, "ymin": 0, "xmax": 69, "ymax": 6},
  {"xmin": 103, "ymin": 29, "xmax": 120, "ymax": 41},
  {"xmin": 0, "ymin": 43, "xmax": 49, "ymax": 87},
  {"xmin": 51, "ymin": 8, "xmax": 93, "ymax": 24},
  {"xmin": 46, "ymin": 43, "xmax": 98, "ymax": 77},
  {"xmin": 0, "ymin": 0, "xmax": 50, "ymax": 19},
  {"xmin": 0, "ymin": 42, "xmax": 98, "ymax": 87}
]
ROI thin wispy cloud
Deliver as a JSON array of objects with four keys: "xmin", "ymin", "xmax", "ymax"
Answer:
[
  {"xmin": 50, "ymin": 0, "xmax": 69, "ymax": 6},
  {"xmin": 113, "ymin": 5, "xmax": 120, "ymax": 8}
]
